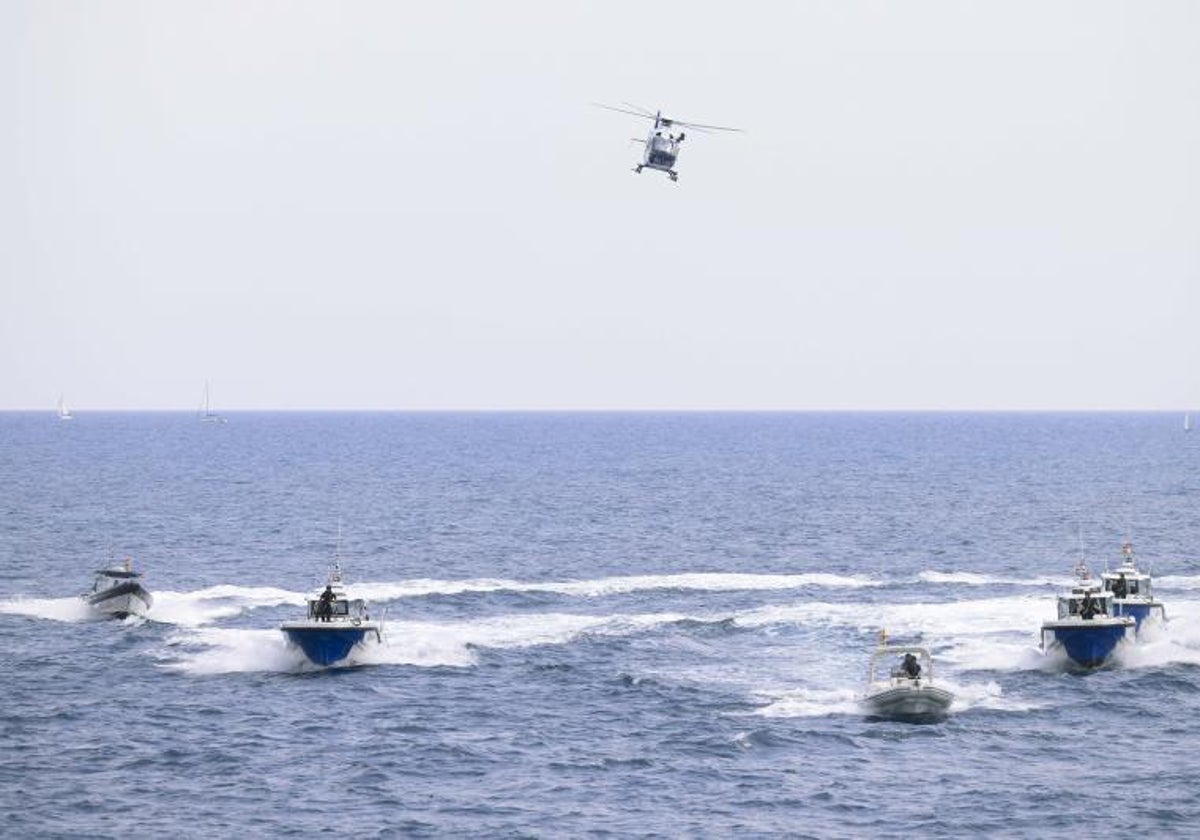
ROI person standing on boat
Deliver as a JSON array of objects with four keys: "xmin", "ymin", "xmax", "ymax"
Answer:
[
  {"xmin": 901, "ymin": 653, "xmax": 921, "ymax": 679},
  {"xmin": 1112, "ymin": 575, "xmax": 1128, "ymax": 599},
  {"xmin": 1079, "ymin": 591, "xmax": 1098, "ymax": 620},
  {"xmin": 317, "ymin": 585, "xmax": 336, "ymax": 622}
]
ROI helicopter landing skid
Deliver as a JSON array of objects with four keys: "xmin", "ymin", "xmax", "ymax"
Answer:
[{"xmin": 632, "ymin": 164, "xmax": 678, "ymax": 182}]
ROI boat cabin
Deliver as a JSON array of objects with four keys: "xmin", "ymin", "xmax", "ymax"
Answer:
[
  {"xmin": 305, "ymin": 595, "xmax": 370, "ymax": 622},
  {"xmin": 91, "ymin": 562, "xmax": 142, "ymax": 592},
  {"xmin": 1056, "ymin": 588, "xmax": 1115, "ymax": 620},
  {"xmin": 1100, "ymin": 542, "xmax": 1153, "ymax": 601},
  {"xmin": 1101, "ymin": 571, "xmax": 1151, "ymax": 600}
]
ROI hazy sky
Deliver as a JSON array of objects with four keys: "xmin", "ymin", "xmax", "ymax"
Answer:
[{"xmin": 2, "ymin": 1, "xmax": 1197, "ymax": 410}]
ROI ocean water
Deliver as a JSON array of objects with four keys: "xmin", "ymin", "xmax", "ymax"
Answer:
[{"xmin": 2, "ymin": 412, "xmax": 1199, "ymax": 837}]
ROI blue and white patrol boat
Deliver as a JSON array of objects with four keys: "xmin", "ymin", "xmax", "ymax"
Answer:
[
  {"xmin": 1100, "ymin": 541, "xmax": 1166, "ymax": 630},
  {"xmin": 83, "ymin": 558, "xmax": 153, "ymax": 619},
  {"xmin": 1040, "ymin": 562, "xmax": 1134, "ymax": 668},
  {"xmin": 280, "ymin": 562, "xmax": 383, "ymax": 666}
]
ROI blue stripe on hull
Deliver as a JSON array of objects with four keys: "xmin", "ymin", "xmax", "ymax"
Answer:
[
  {"xmin": 1046, "ymin": 625, "xmax": 1127, "ymax": 668},
  {"xmin": 283, "ymin": 628, "xmax": 368, "ymax": 666}
]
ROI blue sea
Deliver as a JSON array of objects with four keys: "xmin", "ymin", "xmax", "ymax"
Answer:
[{"xmin": 2, "ymin": 412, "xmax": 1199, "ymax": 837}]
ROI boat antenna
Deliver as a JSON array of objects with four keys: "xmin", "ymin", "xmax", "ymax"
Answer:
[
  {"xmin": 1075, "ymin": 523, "xmax": 1099, "ymax": 573},
  {"xmin": 327, "ymin": 518, "xmax": 345, "ymax": 585}
]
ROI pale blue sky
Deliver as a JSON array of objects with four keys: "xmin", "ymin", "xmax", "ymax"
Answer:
[{"xmin": 2, "ymin": 1, "xmax": 1197, "ymax": 410}]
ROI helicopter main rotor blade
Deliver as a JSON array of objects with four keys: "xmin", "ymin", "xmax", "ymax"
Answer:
[
  {"xmin": 620, "ymin": 101, "xmax": 658, "ymax": 117},
  {"xmin": 671, "ymin": 119, "xmax": 743, "ymax": 132},
  {"xmin": 592, "ymin": 103, "xmax": 657, "ymax": 121}
]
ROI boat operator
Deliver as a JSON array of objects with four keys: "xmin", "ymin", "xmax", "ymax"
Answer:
[
  {"xmin": 901, "ymin": 653, "xmax": 921, "ymax": 679},
  {"xmin": 1079, "ymin": 590, "xmax": 1099, "ymax": 620},
  {"xmin": 317, "ymin": 585, "xmax": 336, "ymax": 622},
  {"xmin": 1112, "ymin": 575, "xmax": 1128, "ymax": 599}
]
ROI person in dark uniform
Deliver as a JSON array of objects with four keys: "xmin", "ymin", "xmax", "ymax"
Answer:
[
  {"xmin": 1112, "ymin": 575, "xmax": 1128, "ymax": 599},
  {"xmin": 901, "ymin": 652, "xmax": 921, "ymax": 679},
  {"xmin": 1079, "ymin": 590, "xmax": 1098, "ymax": 620},
  {"xmin": 317, "ymin": 585, "xmax": 336, "ymax": 622}
]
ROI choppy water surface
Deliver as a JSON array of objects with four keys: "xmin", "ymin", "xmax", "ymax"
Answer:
[{"xmin": 2, "ymin": 412, "xmax": 1199, "ymax": 836}]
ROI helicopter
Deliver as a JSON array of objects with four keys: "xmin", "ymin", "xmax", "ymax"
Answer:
[{"xmin": 594, "ymin": 103, "xmax": 741, "ymax": 182}]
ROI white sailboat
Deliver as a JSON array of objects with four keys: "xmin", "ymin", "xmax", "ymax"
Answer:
[
  {"xmin": 199, "ymin": 382, "xmax": 227, "ymax": 424},
  {"xmin": 57, "ymin": 395, "xmax": 73, "ymax": 421},
  {"xmin": 1186, "ymin": 413, "xmax": 1193, "ymax": 433}
]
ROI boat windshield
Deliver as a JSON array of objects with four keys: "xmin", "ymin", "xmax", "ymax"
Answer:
[
  {"xmin": 1059, "ymin": 593, "xmax": 1111, "ymax": 619},
  {"xmin": 309, "ymin": 600, "xmax": 350, "ymax": 619},
  {"xmin": 869, "ymin": 646, "xmax": 933, "ymax": 682},
  {"xmin": 1103, "ymin": 576, "xmax": 1147, "ymax": 598}
]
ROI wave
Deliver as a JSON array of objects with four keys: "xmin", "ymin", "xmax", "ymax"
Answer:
[
  {"xmin": 1156, "ymin": 575, "xmax": 1200, "ymax": 591},
  {"xmin": 753, "ymin": 679, "xmax": 1042, "ymax": 720},
  {"xmin": 737, "ymin": 595, "xmax": 1048, "ymax": 638},
  {"xmin": 916, "ymin": 571, "xmax": 1200, "ymax": 593},
  {"xmin": 2, "ymin": 572, "xmax": 876, "ymax": 626},
  {"xmin": 917, "ymin": 571, "xmax": 1063, "ymax": 587},
  {"xmin": 920, "ymin": 571, "xmax": 1200, "ymax": 594},
  {"xmin": 1111, "ymin": 606, "xmax": 1200, "ymax": 670},
  {"xmin": 354, "ymin": 571, "xmax": 878, "ymax": 602},
  {"xmin": 0, "ymin": 586, "xmax": 300, "ymax": 627},
  {"xmin": 0, "ymin": 595, "xmax": 96, "ymax": 623},
  {"xmin": 755, "ymin": 687, "xmax": 863, "ymax": 718},
  {"xmin": 945, "ymin": 679, "xmax": 1045, "ymax": 713},
  {"xmin": 154, "ymin": 589, "xmax": 1100, "ymax": 696},
  {"xmin": 6, "ymin": 568, "xmax": 1080, "ymax": 627},
  {"xmin": 140, "ymin": 591, "xmax": 1073, "ymax": 675},
  {"xmin": 148, "ymin": 585, "xmax": 299, "ymax": 627},
  {"xmin": 159, "ymin": 610, "xmax": 697, "ymax": 675},
  {"xmin": 157, "ymin": 627, "xmax": 309, "ymax": 674}
]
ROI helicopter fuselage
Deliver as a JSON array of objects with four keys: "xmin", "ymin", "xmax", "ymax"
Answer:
[{"xmin": 636, "ymin": 129, "xmax": 683, "ymax": 181}]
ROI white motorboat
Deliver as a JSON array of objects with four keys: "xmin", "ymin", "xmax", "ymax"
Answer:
[
  {"xmin": 280, "ymin": 561, "xmax": 383, "ymax": 666},
  {"xmin": 862, "ymin": 643, "xmax": 954, "ymax": 721},
  {"xmin": 83, "ymin": 558, "xmax": 153, "ymax": 619}
]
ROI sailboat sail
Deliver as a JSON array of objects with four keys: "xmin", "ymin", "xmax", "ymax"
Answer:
[
  {"xmin": 200, "ymin": 382, "xmax": 227, "ymax": 424},
  {"xmin": 57, "ymin": 395, "xmax": 72, "ymax": 421}
]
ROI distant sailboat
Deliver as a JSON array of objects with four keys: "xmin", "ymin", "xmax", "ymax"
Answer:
[
  {"xmin": 1187, "ymin": 413, "xmax": 1193, "ymax": 433},
  {"xmin": 199, "ymin": 382, "xmax": 227, "ymax": 424},
  {"xmin": 57, "ymin": 395, "xmax": 73, "ymax": 421}
]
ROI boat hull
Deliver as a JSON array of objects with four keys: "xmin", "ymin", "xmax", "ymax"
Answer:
[
  {"xmin": 281, "ymin": 622, "xmax": 380, "ymax": 666},
  {"xmin": 1111, "ymin": 601, "xmax": 1163, "ymax": 629},
  {"xmin": 85, "ymin": 583, "xmax": 153, "ymax": 619},
  {"xmin": 1041, "ymin": 620, "xmax": 1131, "ymax": 667},
  {"xmin": 862, "ymin": 684, "xmax": 954, "ymax": 721}
]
